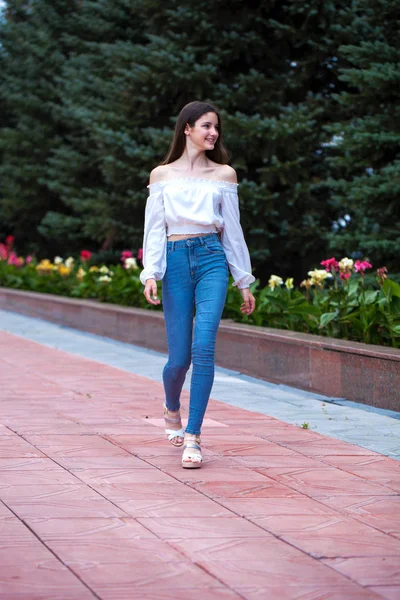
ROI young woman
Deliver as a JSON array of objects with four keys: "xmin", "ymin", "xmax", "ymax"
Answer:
[{"xmin": 140, "ymin": 101, "xmax": 256, "ymax": 468}]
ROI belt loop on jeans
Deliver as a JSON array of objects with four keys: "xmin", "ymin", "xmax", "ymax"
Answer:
[{"xmin": 199, "ymin": 236, "xmax": 206, "ymax": 247}]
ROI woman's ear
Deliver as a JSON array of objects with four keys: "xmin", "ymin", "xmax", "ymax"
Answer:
[{"xmin": 184, "ymin": 123, "xmax": 191, "ymax": 136}]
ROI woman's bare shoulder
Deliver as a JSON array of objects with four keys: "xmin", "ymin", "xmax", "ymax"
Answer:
[
  {"xmin": 149, "ymin": 165, "xmax": 170, "ymax": 185},
  {"xmin": 216, "ymin": 164, "xmax": 237, "ymax": 183}
]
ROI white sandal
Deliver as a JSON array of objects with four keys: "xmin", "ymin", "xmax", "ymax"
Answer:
[
  {"xmin": 182, "ymin": 434, "xmax": 202, "ymax": 469},
  {"xmin": 164, "ymin": 404, "xmax": 185, "ymax": 447}
]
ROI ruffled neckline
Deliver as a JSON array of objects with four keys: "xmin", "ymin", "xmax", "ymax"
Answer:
[{"xmin": 147, "ymin": 177, "xmax": 238, "ymax": 189}]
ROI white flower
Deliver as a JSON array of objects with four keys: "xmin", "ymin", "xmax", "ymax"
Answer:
[
  {"xmin": 308, "ymin": 269, "xmax": 331, "ymax": 281},
  {"xmin": 124, "ymin": 257, "xmax": 138, "ymax": 270},
  {"xmin": 76, "ymin": 267, "xmax": 86, "ymax": 280},
  {"xmin": 268, "ymin": 275, "xmax": 283, "ymax": 290},
  {"xmin": 339, "ymin": 257, "xmax": 354, "ymax": 271},
  {"xmin": 98, "ymin": 275, "xmax": 112, "ymax": 283},
  {"xmin": 99, "ymin": 265, "xmax": 110, "ymax": 274},
  {"xmin": 54, "ymin": 256, "xmax": 63, "ymax": 265},
  {"xmin": 65, "ymin": 256, "xmax": 75, "ymax": 268},
  {"xmin": 308, "ymin": 269, "xmax": 332, "ymax": 287}
]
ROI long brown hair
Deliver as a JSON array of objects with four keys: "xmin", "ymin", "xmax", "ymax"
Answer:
[{"xmin": 161, "ymin": 101, "xmax": 229, "ymax": 165}]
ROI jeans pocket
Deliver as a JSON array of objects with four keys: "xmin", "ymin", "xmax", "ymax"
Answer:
[{"xmin": 204, "ymin": 240, "xmax": 224, "ymax": 255}]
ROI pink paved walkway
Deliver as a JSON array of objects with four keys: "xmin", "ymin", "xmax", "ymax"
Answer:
[{"xmin": 0, "ymin": 331, "xmax": 400, "ymax": 600}]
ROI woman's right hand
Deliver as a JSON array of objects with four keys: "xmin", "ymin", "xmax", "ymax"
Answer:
[{"xmin": 143, "ymin": 278, "xmax": 161, "ymax": 305}]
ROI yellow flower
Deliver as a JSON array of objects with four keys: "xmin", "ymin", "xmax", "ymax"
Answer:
[
  {"xmin": 99, "ymin": 265, "xmax": 111, "ymax": 274},
  {"xmin": 285, "ymin": 278, "xmax": 294, "ymax": 290},
  {"xmin": 76, "ymin": 267, "xmax": 86, "ymax": 280},
  {"xmin": 300, "ymin": 279, "xmax": 312, "ymax": 289},
  {"xmin": 58, "ymin": 265, "xmax": 72, "ymax": 277},
  {"xmin": 36, "ymin": 259, "xmax": 54, "ymax": 272},
  {"xmin": 268, "ymin": 275, "xmax": 283, "ymax": 290},
  {"xmin": 89, "ymin": 266, "xmax": 99, "ymax": 272},
  {"xmin": 308, "ymin": 269, "xmax": 331, "ymax": 287}
]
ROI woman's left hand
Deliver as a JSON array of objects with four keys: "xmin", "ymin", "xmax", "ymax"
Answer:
[{"xmin": 239, "ymin": 287, "xmax": 256, "ymax": 315}]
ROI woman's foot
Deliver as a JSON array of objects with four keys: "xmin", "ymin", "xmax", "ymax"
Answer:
[
  {"xmin": 164, "ymin": 404, "xmax": 185, "ymax": 447},
  {"xmin": 182, "ymin": 433, "xmax": 202, "ymax": 468}
]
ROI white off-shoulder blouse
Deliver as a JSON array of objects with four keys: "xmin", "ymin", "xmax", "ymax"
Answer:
[{"xmin": 140, "ymin": 178, "xmax": 255, "ymax": 289}]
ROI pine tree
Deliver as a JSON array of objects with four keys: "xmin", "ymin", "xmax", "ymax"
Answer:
[
  {"xmin": 0, "ymin": 0, "xmax": 348, "ymax": 281},
  {"xmin": 324, "ymin": 0, "xmax": 400, "ymax": 274},
  {"xmin": 0, "ymin": 0, "xmax": 78, "ymax": 255}
]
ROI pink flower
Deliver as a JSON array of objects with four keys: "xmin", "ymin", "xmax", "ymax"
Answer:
[
  {"xmin": 26, "ymin": 255, "xmax": 33, "ymax": 264},
  {"xmin": 137, "ymin": 248, "xmax": 143, "ymax": 262},
  {"xmin": 121, "ymin": 250, "xmax": 133, "ymax": 261},
  {"xmin": 5, "ymin": 235, "xmax": 15, "ymax": 248},
  {"xmin": 7, "ymin": 252, "xmax": 23, "ymax": 267},
  {"xmin": 340, "ymin": 272, "xmax": 351, "ymax": 280},
  {"xmin": 80, "ymin": 250, "xmax": 92, "ymax": 262},
  {"xmin": 0, "ymin": 243, "xmax": 7, "ymax": 260},
  {"xmin": 354, "ymin": 260, "xmax": 372, "ymax": 274},
  {"xmin": 320, "ymin": 257, "xmax": 339, "ymax": 272}
]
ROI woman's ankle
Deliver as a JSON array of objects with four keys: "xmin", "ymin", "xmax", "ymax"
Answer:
[{"xmin": 184, "ymin": 432, "xmax": 201, "ymax": 440}]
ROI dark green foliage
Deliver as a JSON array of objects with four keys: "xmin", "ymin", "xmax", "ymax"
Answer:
[
  {"xmin": 323, "ymin": 0, "xmax": 400, "ymax": 273},
  {"xmin": 0, "ymin": 0, "xmax": 397, "ymax": 283}
]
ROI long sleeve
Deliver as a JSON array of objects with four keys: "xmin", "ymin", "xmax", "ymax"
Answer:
[
  {"xmin": 139, "ymin": 184, "xmax": 167, "ymax": 285},
  {"xmin": 220, "ymin": 186, "xmax": 255, "ymax": 289}
]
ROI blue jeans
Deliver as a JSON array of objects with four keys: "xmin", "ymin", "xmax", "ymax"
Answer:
[{"xmin": 162, "ymin": 233, "xmax": 229, "ymax": 435}]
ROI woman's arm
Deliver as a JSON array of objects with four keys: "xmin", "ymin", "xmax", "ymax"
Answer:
[{"xmin": 140, "ymin": 173, "xmax": 168, "ymax": 304}]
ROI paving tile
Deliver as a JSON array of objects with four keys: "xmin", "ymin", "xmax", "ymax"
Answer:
[
  {"xmin": 0, "ymin": 501, "xmax": 16, "ymax": 518},
  {"xmin": 21, "ymin": 433, "xmax": 130, "ymax": 458},
  {"xmin": 107, "ymin": 497, "xmax": 233, "ymax": 518},
  {"xmin": 233, "ymin": 586, "xmax": 383, "ymax": 599},
  {"xmin": 169, "ymin": 536, "xmax": 303, "ymax": 562},
  {"xmin": 55, "ymin": 455, "xmax": 150, "ymax": 470},
  {"xmin": 45, "ymin": 538, "xmax": 187, "ymax": 565},
  {"xmin": 0, "ymin": 437, "xmax": 46, "ymax": 458},
  {"xmin": 72, "ymin": 467, "xmax": 180, "ymax": 486},
  {"xmin": 0, "ymin": 469, "xmax": 80, "ymax": 487},
  {"xmin": 259, "ymin": 466, "xmax": 397, "ymax": 497},
  {"xmin": 0, "ymin": 560, "xmax": 95, "ymax": 599},
  {"xmin": 91, "ymin": 481, "xmax": 202, "ymax": 504},
  {"xmin": 196, "ymin": 556, "xmax": 352, "ymax": 588},
  {"xmin": 0, "ymin": 458, "xmax": 66, "ymax": 471},
  {"xmin": 283, "ymin": 440, "xmax": 380, "ymax": 457},
  {"xmin": 320, "ymin": 457, "xmax": 400, "ymax": 493},
  {"xmin": 70, "ymin": 561, "xmax": 224, "ymax": 590},
  {"xmin": 75, "ymin": 587, "xmax": 236, "ymax": 600},
  {"xmin": 1, "ymin": 325, "xmax": 400, "ymax": 600},
  {"xmin": 136, "ymin": 516, "xmax": 271, "ymax": 539},
  {"xmin": 217, "ymin": 497, "xmax": 333, "ymax": 517},
  {"xmin": 322, "ymin": 556, "xmax": 400, "ymax": 586},
  {"xmin": 0, "ymin": 484, "xmax": 127, "ymax": 518},
  {"xmin": 187, "ymin": 478, "xmax": 302, "ymax": 499},
  {"xmin": 273, "ymin": 518, "xmax": 400, "ymax": 557},
  {"xmin": 206, "ymin": 441, "xmax": 298, "ymax": 457},
  {"xmin": 231, "ymin": 454, "xmax": 327, "ymax": 469},
  {"xmin": 368, "ymin": 586, "xmax": 400, "ymax": 600},
  {"xmin": 314, "ymin": 495, "xmax": 400, "ymax": 537}
]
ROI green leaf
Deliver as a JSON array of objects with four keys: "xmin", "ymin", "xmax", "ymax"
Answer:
[
  {"xmin": 319, "ymin": 312, "xmax": 338, "ymax": 327},
  {"xmin": 383, "ymin": 279, "xmax": 400, "ymax": 299}
]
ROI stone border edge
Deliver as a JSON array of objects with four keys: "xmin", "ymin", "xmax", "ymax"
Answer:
[{"xmin": 1, "ymin": 288, "xmax": 399, "ymax": 411}]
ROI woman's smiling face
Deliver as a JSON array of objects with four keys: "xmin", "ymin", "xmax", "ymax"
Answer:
[{"xmin": 186, "ymin": 112, "xmax": 219, "ymax": 151}]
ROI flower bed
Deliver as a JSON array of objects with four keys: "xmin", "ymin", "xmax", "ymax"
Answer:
[{"xmin": 1, "ymin": 236, "xmax": 399, "ymax": 348}]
